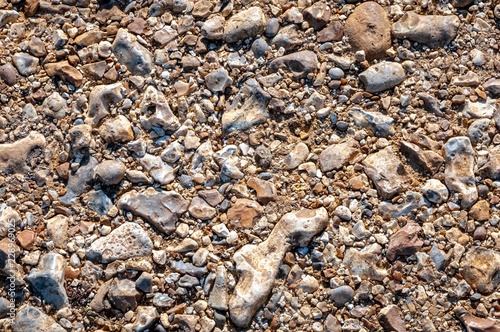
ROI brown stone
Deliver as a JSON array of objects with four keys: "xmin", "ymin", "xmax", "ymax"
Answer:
[
  {"xmin": 344, "ymin": 1, "xmax": 391, "ymax": 60},
  {"xmin": 247, "ymin": 177, "xmax": 277, "ymax": 205},
  {"xmin": 469, "ymin": 200, "xmax": 490, "ymax": 221},
  {"xmin": 44, "ymin": 61, "xmax": 83, "ymax": 87},
  {"xmin": 317, "ymin": 21, "xmax": 343, "ymax": 43},
  {"xmin": 378, "ymin": 305, "xmax": 407, "ymax": 332},
  {"xmin": 17, "ymin": 230, "xmax": 36, "ymax": 249},
  {"xmin": 227, "ymin": 198, "xmax": 263, "ymax": 228},
  {"xmin": 386, "ymin": 222, "xmax": 422, "ymax": 261}
]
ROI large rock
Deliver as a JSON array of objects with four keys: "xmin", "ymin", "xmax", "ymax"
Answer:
[
  {"xmin": 348, "ymin": 108, "xmax": 394, "ymax": 137},
  {"xmin": 86, "ymin": 223, "xmax": 153, "ymax": 263},
  {"xmin": 85, "ymin": 83, "xmax": 126, "ymax": 127},
  {"xmin": 392, "ymin": 12, "xmax": 459, "ymax": 48},
  {"xmin": 224, "ymin": 7, "xmax": 266, "ymax": 43},
  {"xmin": 139, "ymin": 86, "xmax": 180, "ymax": 133},
  {"xmin": 399, "ymin": 141, "xmax": 444, "ymax": 174},
  {"xmin": 460, "ymin": 247, "xmax": 500, "ymax": 294},
  {"xmin": 363, "ymin": 147, "xmax": 411, "ymax": 200},
  {"xmin": 386, "ymin": 222, "xmax": 423, "ymax": 261},
  {"xmin": 269, "ymin": 50, "xmax": 318, "ymax": 80},
  {"xmin": 343, "ymin": 244, "xmax": 387, "ymax": 281},
  {"xmin": 59, "ymin": 156, "xmax": 98, "ymax": 206},
  {"xmin": 118, "ymin": 187, "xmax": 189, "ymax": 234},
  {"xmin": 107, "ymin": 278, "xmax": 142, "ymax": 312},
  {"xmin": 319, "ymin": 138, "xmax": 360, "ymax": 172},
  {"xmin": 14, "ymin": 306, "xmax": 66, "ymax": 332},
  {"xmin": 344, "ymin": 2, "xmax": 391, "ymax": 60},
  {"xmin": 456, "ymin": 309, "xmax": 500, "ymax": 332},
  {"xmin": 222, "ymin": 78, "xmax": 270, "ymax": 134},
  {"xmin": 227, "ymin": 198, "xmax": 263, "ymax": 229},
  {"xmin": 112, "ymin": 28, "xmax": 153, "ymax": 76},
  {"xmin": 229, "ymin": 208, "xmax": 328, "ymax": 327},
  {"xmin": 0, "ymin": 131, "xmax": 45, "ymax": 175},
  {"xmin": 379, "ymin": 305, "xmax": 407, "ymax": 332},
  {"xmin": 26, "ymin": 253, "xmax": 68, "ymax": 309},
  {"xmin": 443, "ymin": 137, "xmax": 477, "ymax": 208},
  {"xmin": 359, "ymin": 62, "xmax": 405, "ymax": 93}
]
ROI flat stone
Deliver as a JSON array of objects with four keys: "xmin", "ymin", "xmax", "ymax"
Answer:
[
  {"xmin": 224, "ymin": 6, "xmax": 266, "ymax": 43},
  {"xmin": 0, "ymin": 10, "xmax": 19, "ymax": 28},
  {"xmin": 46, "ymin": 215, "xmax": 68, "ymax": 248},
  {"xmin": 124, "ymin": 306, "xmax": 159, "ymax": 331},
  {"xmin": 269, "ymin": 51, "xmax": 318, "ymax": 80},
  {"xmin": 456, "ymin": 309, "xmax": 500, "ymax": 332},
  {"xmin": 363, "ymin": 147, "xmax": 411, "ymax": 200},
  {"xmin": 95, "ymin": 160, "xmax": 126, "ymax": 185},
  {"xmin": 270, "ymin": 25, "xmax": 302, "ymax": 51},
  {"xmin": 317, "ymin": 21, "xmax": 343, "ymax": 43},
  {"xmin": 14, "ymin": 306, "xmax": 66, "ymax": 332},
  {"xmin": 399, "ymin": 141, "xmax": 444, "ymax": 174},
  {"xmin": 60, "ymin": 156, "xmax": 98, "ymax": 206},
  {"xmin": 469, "ymin": 200, "xmax": 490, "ymax": 222},
  {"xmin": 247, "ymin": 177, "xmax": 277, "ymax": 204},
  {"xmin": 86, "ymin": 83, "xmax": 126, "ymax": 127},
  {"xmin": 284, "ymin": 142, "xmax": 309, "ymax": 170},
  {"xmin": 205, "ymin": 68, "xmax": 232, "ymax": 92},
  {"xmin": 379, "ymin": 305, "xmax": 407, "ymax": 332},
  {"xmin": 140, "ymin": 85, "xmax": 180, "ymax": 133},
  {"xmin": 108, "ymin": 278, "xmax": 141, "ymax": 312},
  {"xmin": 44, "ymin": 61, "xmax": 83, "ymax": 87},
  {"xmin": 227, "ymin": 198, "xmax": 264, "ymax": 229},
  {"xmin": 348, "ymin": 108, "xmax": 394, "ymax": 137},
  {"xmin": 201, "ymin": 15, "xmax": 224, "ymax": 40},
  {"xmin": 86, "ymin": 223, "xmax": 153, "ymax": 263},
  {"xmin": 118, "ymin": 187, "xmax": 189, "ymax": 234},
  {"xmin": 328, "ymin": 285, "xmax": 354, "ymax": 307},
  {"xmin": 378, "ymin": 191, "xmax": 427, "ymax": 219},
  {"xmin": 88, "ymin": 189, "xmax": 113, "ymax": 216},
  {"xmin": 343, "ymin": 244, "xmax": 387, "ymax": 281},
  {"xmin": 42, "ymin": 92, "xmax": 67, "ymax": 119},
  {"xmin": 139, "ymin": 154, "xmax": 175, "ymax": 185},
  {"xmin": 0, "ymin": 205, "xmax": 20, "ymax": 237},
  {"xmin": 443, "ymin": 136, "xmax": 478, "ymax": 208},
  {"xmin": 392, "ymin": 12, "xmax": 459, "ymax": 48},
  {"xmin": 0, "ymin": 131, "xmax": 45, "ymax": 175},
  {"xmin": 209, "ymin": 266, "xmax": 228, "ymax": 311},
  {"xmin": 422, "ymin": 179, "xmax": 449, "ymax": 204},
  {"xmin": 189, "ymin": 197, "xmax": 217, "ymax": 220},
  {"xmin": 483, "ymin": 78, "xmax": 500, "ymax": 95},
  {"xmin": 319, "ymin": 138, "xmax": 360, "ymax": 172},
  {"xmin": 303, "ymin": 2, "xmax": 331, "ymax": 30},
  {"xmin": 99, "ymin": 115, "xmax": 134, "ymax": 144},
  {"xmin": 386, "ymin": 222, "xmax": 423, "ymax": 261},
  {"xmin": 26, "ymin": 252, "xmax": 68, "ymax": 309},
  {"xmin": 0, "ymin": 63, "xmax": 17, "ymax": 86},
  {"xmin": 344, "ymin": 2, "xmax": 391, "ymax": 60},
  {"xmin": 222, "ymin": 78, "xmax": 270, "ymax": 134},
  {"xmin": 479, "ymin": 145, "xmax": 500, "ymax": 180},
  {"xmin": 460, "ymin": 246, "xmax": 500, "ymax": 294},
  {"xmin": 13, "ymin": 52, "xmax": 39, "ymax": 76},
  {"xmin": 81, "ymin": 60, "xmax": 107, "ymax": 80},
  {"xmin": 229, "ymin": 208, "xmax": 328, "ymax": 327},
  {"xmin": 462, "ymin": 99, "xmax": 496, "ymax": 118},
  {"xmin": 359, "ymin": 62, "xmax": 405, "ymax": 93},
  {"xmin": 112, "ymin": 28, "xmax": 153, "ymax": 76}
]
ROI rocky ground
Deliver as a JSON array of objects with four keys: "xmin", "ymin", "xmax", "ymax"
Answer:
[{"xmin": 0, "ymin": 0, "xmax": 500, "ymax": 331}]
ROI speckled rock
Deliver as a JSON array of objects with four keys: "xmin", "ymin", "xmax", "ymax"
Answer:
[
  {"xmin": 460, "ymin": 247, "xmax": 500, "ymax": 294},
  {"xmin": 95, "ymin": 160, "xmax": 126, "ymax": 185},
  {"xmin": 269, "ymin": 51, "xmax": 318, "ymax": 80},
  {"xmin": 319, "ymin": 138, "xmax": 360, "ymax": 172},
  {"xmin": 0, "ymin": 131, "xmax": 45, "ymax": 174},
  {"xmin": 224, "ymin": 7, "xmax": 266, "ymax": 43},
  {"xmin": 359, "ymin": 62, "xmax": 406, "ymax": 93},
  {"xmin": 112, "ymin": 28, "xmax": 153, "ymax": 76},
  {"xmin": 14, "ymin": 306, "xmax": 66, "ymax": 332}
]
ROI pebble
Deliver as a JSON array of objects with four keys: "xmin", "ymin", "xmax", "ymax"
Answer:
[
  {"xmin": 422, "ymin": 179, "xmax": 449, "ymax": 204},
  {"xmin": 189, "ymin": 197, "xmax": 217, "ymax": 220},
  {"xmin": 112, "ymin": 29, "xmax": 153, "ymax": 76},
  {"xmin": 378, "ymin": 305, "xmax": 407, "ymax": 332},
  {"xmin": 319, "ymin": 138, "xmax": 360, "ymax": 172},
  {"xmin": 224, "ymin": 7, "xmax": 266, "ymax": 43},
  {"xmin": 328, "ymin": 285, "xmax": 354, "ymax": 307},
  {"xmin": 107, "ymin": 278, "xmax": 141, "ymax": 312},
  {"xmin": 12, "ymin": 52, "xmax": 39, "ymax": 76},
  {"xmin": 95, "ymin": 160, "xmax": 126, "ymax": 185},
  {"xmin": 0, "ymin": 63, "xmax": 17, "ymax": 86},
  {"xmin": 386, "ymin": 222, "xmax": 423, "ymax": 261},
  {"xmin": 461, "ymin": 247, "xmax": 500, "ymax": 294},
  {"xmin": 284, "ymin": 142, "xmax": 309, "ymax": 170},
  {"xmin": 15, "ymin": 306, "xmax": 66, "ymax": 332},
  {"xmin": 269, "ymin": 51, "xmax": 318, "ymax": 80},
  {"xmin": 359, "ymin": 62, "xmax": 406, "ymax": 93},
  {"xmin": 205, "ymin": 68, "xmax": 232, "ymax": 92}
]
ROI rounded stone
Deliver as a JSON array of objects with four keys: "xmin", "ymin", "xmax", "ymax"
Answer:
[
  {"xmin": 329, "ymin": 285, "xmax": 354, "ymax": 307},
  {"xmin": 95, "ymin": 160, "xmax": 126, "ymax": 185},
  {"xmin": 328, "ymin": 67, "xmax": 344, "ymax": 80}
]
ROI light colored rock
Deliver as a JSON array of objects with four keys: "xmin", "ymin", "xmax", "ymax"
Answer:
[
  {"xmin": 479, "ymin": 145, "xmax": 500, "ymax": 180},
  {"xmin": 224, "ymin": 7, "xmax": 266, "ymax": 43},
  {"xmin": 189, "ymin": 197, "xmax": 217, "ymax": 220},
  {"xmin": 99, "ymin": 115, "xmax": 134, "ymax": 144},
  {"xmin": 209, "ymin": 266, "xmax": 228, "ymax": 311},
  {"xmin": 112, "ymin": 28, "xmax": 153, "ymax": 76},
  {"xmin": 247, "ymin": 177, "xmax": 277, "ymax": 204},
  {"xmin": 12, "ymin": 52, "xmax": 39, "ymax": 76},
  {"xmin": 205, "ymin": 68, "xmax": 232, "ymax": 92},
  {"xmin": 42, "ymin": 92, "xmax": 67, "ymax": 119},
  {"xmin": 0, "ymin": 131, "xmax": 45, "ymax": 174},
  {"xmin": 284, "ymin": 142, "xmax": 309, "ymax": 170},
  {"xmin": 349, "ymin": 108, "xmax": 394, "ymax": 137},
  {"xmin": 359, "ymin": 62, "xmax": 405, "ymax": 93},
  {"xmin": 86, "ymin": 223, "xmax": 153, "ymax": 263},
  {"xmin": 46, "ymin": 215, "xmax": 68, "ymax": 248},
  {"xmin": 363, "ymin": 147, "xmax": 411, "ymax": 200},
  {"xmin": 0, "ymin": 205, "xmax": 20, "ymax": 237},
  {"xmin": 422, "ymin": 179, "xmax": 449, "ymax": 204},
  {"xmin": 229, "ymin": 208, "xmax": 328, "ymax": 327},
  {"xmin": 0, "ymin": 10, "xmax": 19, "ymax": 28},
  {"xmin": 343, "ymin": 244, "xmax": 387, "ymax": 281},
  {"xmin": 44, "ymin": 61, "xmax": 83, "ymax": 87},
  {"xmin": 460, "ymin": 247, "xmax": 500, "ymax": 294},
  {"xmin": 107, "ymin": 278, "xmax": 141, "ymax": 312},
  {"xmin": 86, "ymin": 83, "xmax": 126, "ymax": 127},
  {"xmin": 483, "ymin": 78, "xmax": 500, "ymax": 95},
  {"xmin": 462, "ymin": 99, "xmax": 496, "ymax": 118},
  {"xmin": 124, "ymin": 306, "xmax": 159, "ymax": 332},
  {"xmin": 399, "ymin": 141, "xmax": 444, "ymax": 174},
  {"xmin": 319, "ymin": 138, "xmax": 360, "ymax": 172},
  {"xmin": 26, "ymin": 252, "xmax": 68, "ymax": 309},
  {"xmin": 95, "ymin": 160, "xmax": 126, "ymax": 185},
  {"xmin": 227, "ymin": 198, "xmax": 264, "ymax": 229},
  {"xmin": 344, "ymin": 2, "xmax": 391, "ymax": 60},
  {"xmin": 139, "ymin": 154, "xmax": 175, "ymax": 185},
  {"xmin": 378, "ymin": 191, "xmax": 426, "ymax": 219},
  {"xmin": 201, "ymin": 15, "xmax": 225, "ymax": 40},
  {"xmin": 443, "ymin": 137, "xmax": 477, "ymax": 208},
  {"xmin": 269, "ymin": 50, "xmax": 318, "ymax": 80},
  {"xmin": 392, "ymin": 12, "xmax": 459, "ymax": 48},
  {"xmin": 139, "ymin": 86, "xmax": 180, "ymax": 133},
  {"xmin": 118, "ymin": 187, "xmax": 189, "ymax": 234},
  {"xmin": 14, "ymin": 306, "xmax": 66, "ymax": 332}
]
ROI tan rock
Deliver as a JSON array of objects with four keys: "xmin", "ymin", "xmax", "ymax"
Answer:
[
  {"xmin": 227, "ymin": 198, "xmax": 263, "ymax": 228},
  {"xmin": 469, "ymin": 200, "xmax": 490, "ymax": 222},
  {"xmin": 247, "ymin": 177, "xmax": 277, "ymax": 204},
  {"xmin": 44, "ymin": 61, "xmax": 83, "ymax": 87}
]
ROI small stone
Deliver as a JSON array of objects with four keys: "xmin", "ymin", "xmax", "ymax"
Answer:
[
  {"xmin": 344, "ymin": 2, "xmax": 391, "ymax": 60},
  {"xmin": 13, "ymin": 52, "xmax": 39, "ymax": 76},
  {"xmin": 86, "ymin": 223, "xmax": 153, "ymax": 263},
  {"xmin": 359, "ymin": 62, "xmax": 405, "ymax": 93},
  {"xmin": 469, "ymin": 200, "xmax": 490, "ymax": 222},
  {"xmin": 42, "ymin": 92, "xmax": 67, "ymax": 119},
  {"xmin": 26, "ymin": 252, "xmax": 68, "ymax": 309},
  {"xmin": 483, "ymin": 78, "xmax": 500, "ymax": 95},
  {"xmin": 320, "ymin": 138, "xmax": 360, "ymax": 172},
  {"xmin": 107, "ymin": 278, "xmax": 141, "ymax": 312},
  {"xmin": 0, "ymin": 63, "xmax": 17, "ymax": 86},
  {"xmin": 44, "ymin": 61, "xmax": 83, "ymax": 87},
  {"xmin": 349, "ymin": 108, "xmax": 394, "ymax": 137},
  {"xmin": 46, "ymin": 215, "xmax": 69, "ymax": 248},
  {"xmin": 95, "ymin": 160, "xmax": 126, "ymax": 185},
  {"xmin": 456, "ymin": 309, "xmax": 500, "ymax": 331},
  {"xmin": 85, "ymin": 83, "xmax": 126, "ymax": 127},
  {"xmin": 201, "ymin": 15, "xmax": 225, "ymax": 40},
  {"xmin": 462, "ymin": 99, "xmax": 496, "ymax": 118},
  {"xmin": 205, "ymin": 68, "xmax": 232, "ymax": 92},
  {"xmin": 153, "ymin": 26, "xmax": 178, "ymax": 46},
  {"xmin": 284, "ymin": 142, "xmax": 309, "ymax": 170},
  {"xmin": 460, "ymin": 246, "xmax": 500, "ymax": 294},
  {"xmin": 224, "ymin": 7, "xmax": 266, "ymax": 43},
  {"xmin": 15, "ymin": 306, "xmax": 66, "ymax": 332},
  {"xmin": 335, "ymin": 206, "xmax": 352, "ymax": 221},
  {"xmin": 379, "ymin": 305, "xmax": 407, "ymax": 332},
  {"xmin": 59, "ymin": 156, "xmax": 98, "ymax": 206},
  {"xmin": 422, "ymin": 179, "xmax": 449, "ymax": 204},
  {"xmin": 189, "ymin": 197, "xmax": 217, "ymax": 220},
  {"xmin": 227, "ymin": 198, "xmax": 264, "ymax": 229},
  {"xmin": 124, "ymin": 306, "xmax": 159, "ymax": 332},
  {"xmin": 399, "ymin": 141, "xmax": 444, "ymax": 174},
  {"xmin": 139, "ymin": 86, "xmax": 180, "ymax": 134},
  {"xmin": 343, "ymin": 244, "xmax": 387, "ymax": 281},
  {"xmin": 0, "ymin": 10, "xmax": 19, "ymax": 28},
  {"xmin": 392, "ymin": 12, "xmax": 459, "ymax": 48},
  {"xmin": 112, "ymin": 28, "xmax": 153, "ymax": 76},
  {"xmin": 386, "ymin": 222, "xmax": 423, "ymax": 261},
  {"xmin": 209, "ymin": 266, "xmax": 229, "ymax": 311},
  {"xmin": 99, "ymin": 115, "xmax": 134, "ymax": 144},
  {"xmin": 17, "ymin": 230, "xmax": 35, "ymax": 249},
  {"xmin": 303, "ymin": 2, "xmax": 330, "ymax": 30},
  {"xmin": 247, "ymin": 177, "xmax": 277, "ymax": 204},
  {"xmin": 328, "ymin": 285, "xmax": 354, "ymax": 307},
  {"xmin": 269, "ymin": 50, "xmax": 318, "ymax": 80}
]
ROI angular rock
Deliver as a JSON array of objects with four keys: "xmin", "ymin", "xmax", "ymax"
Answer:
[
  {"xmin": 88, "ymin": 189, "xmax": 113, "ymax": 216},
  {"xmin": 12, "ymin": 52, "xmax": 39, "ymax": 76},
  {"xmin": 139, "ymin": 86, "xmax": 180, "ymax": 133},
  {"xmin": 359, "ymin": 62, "xmax": 405, "ymax": 93},
  {"xmin": 42, "ymin": 92, "xmax": 67, "ymax": 119},
  {"xmin": 344, "ymin": 2, "xmax": 391, "ymax": 60},
  {"xmin": 386, "ymin": 222, "xmax": 423, "ymax": 261},
  {"xmin": 209, "ymin": 266, "xmax": 228, "ymax": 311},
  {"xmin": 46, "ymin": 215, "xmax": 68, "ymax": 248},
  {"xmin": 453, "ymin": 71, "xmax": 481, "ymax": 87},
  {"xmin": 222, "ymin": 78, "xmax": 270, "ymax": 134},
  {"xmin": 0, "ymin": 10, "xmax": 19, "ymax": 28},
  {"xmin": 422, "ymin": 179, "xmax": 449, "ymax": 204},
  {"xmin": 400, "ymin": 141, "xmax": 444, "ymax": 174},
  {"xmin": 86, "ymin": 83, "xmax": 126, "ymax": 127},
  {"xmin": 469, "ymin": 200, "xmax": 490, "ymax": 222},
  {"xmin": 44, "ymin": 61, "xmax": 83, "ymax": 87},
  {"xmin": 269, "ymin": 51, "xmax": 318, "ymax": 80},
  {"xmin": 317, "ymin": 21, "xmax": 343, "ymax": 43},
  {"xmin": 479, "ymin": 145, "xmax": 500, "ymax": 180},
  {"xmin": 378, "ymin": 191, "xmax": 426, "ymax": 219},
  {"xmin": 348, "ymin": 108, "xmax": 394, "ymax": 137},
  {"xmin": 418, "ymin": 92, "xmax": 443, "ymax": 116},
  {"xmin": 201, "ymin": 15, "xmax": 225, "ymax": 40},
  {"xmin": 14, "ymin": 306, "xmax": 66, "ymax": 332},
  {"xmin": 460, "ymin": 247, "xmax": 500, "ymax": 294},
  {"xmin": 456, "ymin": 309, "xmax": 500, "ymax": 332},
  {"xmin": 60, "ymin": 156, "xmax": 98, "ymax": 206},
  {"xmin": 124, "ymin": 306, "xmax": 159, "ymax": 332},
  {"xmin": 328, "ymin": 285, "xmax": 354, "ymax": 307},
  {"xmin": 81, "ymin": 61, "xmax": 107, "ymax": 80},
  {"xmin": 462, "ymin": 99, "xmax": 496, "ymax": 118},
  {"xmin": 86, "ymin": 223, "xmax": 153, "ymax": 263},
  {"xmin": 205, "ymin": 68, "xmax": 232, "ymax": 92},
  {"xmin": 303, "ymin": 2, "xmax": 331, "ymax": 30},
  {"xmin": 0, "ymin": 131, "xmax": 45, "ymax": 175},
  {"xmin": 443, "ymin": 137, "xmax": 477, "ymax": 208},
  {"xmin": 99, "ymin": 115, "xmax": 134, "ymax": 144},
  {"xmin": 0, "ymin": 205, "xmax": 20, "ymax": 237},
  {"xmin": 26, "ymin": 252, "xmax": 68, "ymax": 309},
  {"xmin": 108, "ymin": 278, "xmax": 141, "ymax": 312},
  {"xmin": 112, "ymin": 28, "xmax": 153, "ymax": 76},
  {"xmin": 229, "ymin": 208, "xmax": 328, "ymax": 327},
  {"xmin": 224, "ymin": 7, "xmax": 266, "ymax": 43},
  {"xmin": 139, "ymin": 154, "xmax": 175, "ymax": 185},
  {"xmin": 319, "ymin": 138, "xmax": 360, "ymax": 172},
  {"xmin": 247, "ymin": 177, "xmax": 277, "ymax": 204},
  {"xmin": 284, "ymin": 142, "xmax": 309, "ymax": 170},
  {"xmin": 483, "ymin": 78, "xmax": 500, "ymax": 95},
  {"xmin": 189, "ymin": 197, "xmax": 217, "ymax": 220},
  {"xmin": 270, "ymin": 25, "xmax": 302, "ymax": 51},
  {"xmin": 227, "ymin": 198, "xmax": 264, "ymax": 229},
  {"xmin": 363, "ymin": 147, "xmax": 411, "ymax": 200},
  {"xmin": 392, "ymin": 12, "xmax": 459, "ymax": 48},
  {"xmin": 468, "ymin": 118, "xmax": 491, "ymax": 145},
  {"xmin": 379, "ymin": 305, "xmax": 407, "ymax": 332},
  {"xmin": 343, "ymin": 244, "xmax": 387, "ymax": 281},
  {"xmin": 118, "ymin": 187, "xmax": 188, "ymax": 234},
  {"xmin": 95, "ymin": 160, "xmax": 126, "ymax": 185}
]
